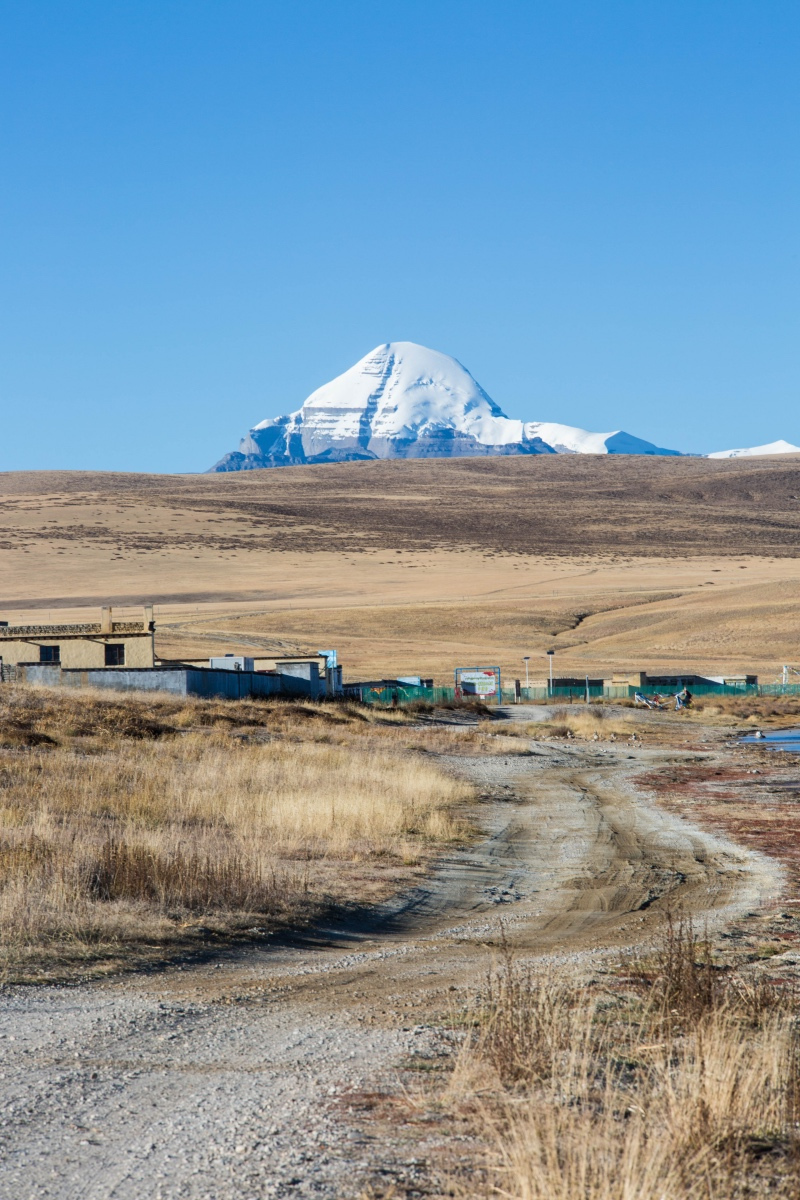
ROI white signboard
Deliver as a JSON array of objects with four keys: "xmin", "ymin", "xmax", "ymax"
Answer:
[{"xmin": 459, "ymin": 669, "xmax": 498, "ymax": 696}]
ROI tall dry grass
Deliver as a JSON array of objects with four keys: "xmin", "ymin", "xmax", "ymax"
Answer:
[
  {"xmin": 693, "ymin": 693, "xmax": 800, "ymax": 726},
  {"xmin": 450, "ymin": 925, "xmax": 800, "ymax": 1199},
  {"xmin": 531, "ymin": 707, "xmax": 637, "ymax": 741},
  {"xmin": 0, "ymin": 685, "xmax": 469, "ymax": 976}
]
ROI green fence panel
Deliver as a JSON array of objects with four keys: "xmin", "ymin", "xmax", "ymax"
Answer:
[
  {"xmin": 347, "ymin": 679, "xmax": 800, "ymax": 708},
  {"xmin": 348, "ymin": 684, "xmax": 458, "ymax": 706},
  {"xmin": 633, "ymin": 683, "xmax": 755, "ymax": 698}
]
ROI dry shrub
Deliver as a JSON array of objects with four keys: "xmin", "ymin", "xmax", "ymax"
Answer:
[
  {"xmin": 631, "ymin": 914, "xmax": 724, "ymax": 1022},
  {"xmin": 694, "ymin": 694, "xmax": 800, "ymax": 724},
  {"xmin": 629, "ymin": 915, "xmax": 794, "ymax": 1031},
  {"xmin": 0, "ymin": 683, "xmax": 418, "ymax": 743},
  {"xmin": 338, "ymin": 701, "xmax": 417, "ymax": 724},
  {"xmin": 84, "ymin": 839, "xmax": 281, "ymax": 911},
  {"xmin": 0, "ymin": 685, "xmax": 469, "ymax": 974},
  {"xmin": 435, "ymin": 699, "xmax": 493, "ymax": 717},
  {"xmin": 545, "ymin": 724, "xmax": 573, "ymax": 740},
  {"xmin": 477, "ymin": 953, "xmax": 592, "ymax": 1089},
  {"xmin": 534, "ymin": 707, "xmax": 635, "ymax": 741},
  {"xmin": 385, "ymin": 726, "xmax": 532, "ymax": 757},
  {"xmin": 0, "ymin": 684, "xmax": 175, "ymax": 741},
  {"xmin": 455, "ymin": 933, "xmax": 800, "ymax": 1199}
]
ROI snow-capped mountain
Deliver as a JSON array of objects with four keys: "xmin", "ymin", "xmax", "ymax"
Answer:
[
  {"xmin": 211, "ymin": 342, "xmax": 680, "ymax": 471},
  {"xmin": 707, "ymin": 440, "xmax": 800, "ymax": 459}
]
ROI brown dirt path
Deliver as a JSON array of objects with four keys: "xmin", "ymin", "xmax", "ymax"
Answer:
[{"xmin": 0, "ymin": 741, "xmax": 781, "ymax": 1199}]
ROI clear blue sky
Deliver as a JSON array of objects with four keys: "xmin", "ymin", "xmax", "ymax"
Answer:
[{"xmin": 1, "ymin": 0, "xmax": 798, "ymax": 471}]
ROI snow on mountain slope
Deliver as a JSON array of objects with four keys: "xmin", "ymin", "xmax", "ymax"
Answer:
[
  {"xmin": 210, "ymin": 341, "xmax": 681, "ymax": 471},
  {"xmin": 707, "ymin": 440, "xmax": 800, "ymax": 459},
  {"xmin": 523, "ymin": 422, "xmax": 680, "ymax": 456},
  {"xmin": 268, "ymin": 341, "xmax": 515, "ymax": 447}
]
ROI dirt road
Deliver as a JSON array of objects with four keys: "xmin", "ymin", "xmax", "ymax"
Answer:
[{"xmin": 0, "ymin": 740, "xmax": 780, "ymax": 1199}]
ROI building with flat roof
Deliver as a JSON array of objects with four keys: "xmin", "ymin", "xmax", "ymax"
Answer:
[
  {"xmin": 603, "ymin": 670, "xmax": 757, "ymax": 698},
  {"xmin": 0, "ymin": 606, "xmax": 155, "ymax": 675}
]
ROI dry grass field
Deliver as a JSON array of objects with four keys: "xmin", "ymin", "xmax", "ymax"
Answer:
[
  {"xmin": 1, "ymin": 455, "xmax": 799, "ymax": 682},
  {"xmin": 2, "ymin": 458, "xmax": 799, "ymax": 1197},
  {"xmin": 449, "ymin": 929, "xmax": 800, "ymax": 1199},
  {"xmin": 0, "ymin": 685, "xmax": 470, "ymax": 981}
]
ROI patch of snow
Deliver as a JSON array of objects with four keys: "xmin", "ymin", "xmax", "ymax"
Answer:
[
  {"xmin": 522, "ymin": 422, "xmax": 679, "ymax": 457},
  {"xmin": 707, "ymin": 440, "xmax": 800, "ymax": 459}
]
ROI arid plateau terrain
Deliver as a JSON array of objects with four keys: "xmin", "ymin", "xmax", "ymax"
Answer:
[
  {"xmin": 2, "ymin": 456, "xmax": 800, "ymax": 1199},
  {"xmin": 2, "ymin": 455, "xmax": 800, "ymax": 681}
]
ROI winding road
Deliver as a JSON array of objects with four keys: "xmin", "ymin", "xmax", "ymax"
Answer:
[{"xmin": 0, "ymin": 737, "xmax": 779, "ymax": 1199}]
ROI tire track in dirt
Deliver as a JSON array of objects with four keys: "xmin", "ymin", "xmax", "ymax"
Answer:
[{"xmin": 0, "ymin": 743, "xmax": 781, "ymax": 1199}]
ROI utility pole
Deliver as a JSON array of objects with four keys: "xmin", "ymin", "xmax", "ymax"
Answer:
[
  {"xmin": 547, "ymin": 650, "xmax": 554, "ymax": 696},
  {"xmin": 523, "ymin": 656, "xmax": 530, "ymax": 691}
]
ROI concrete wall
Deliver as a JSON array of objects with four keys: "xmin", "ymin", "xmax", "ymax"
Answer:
[
  {"xmin": 20, "ymin": 665, "xmax": 190, "ymax": 694},
  {"xmin": 16, "ymin": 665, "xmax": 310, "ymax": 700},
  {"xmin": 604, "ymin": 672, "xmax": 645, "ymax": 690},
  {"xmin": 273, "ymin": 661, "xmax": 324, "ymax": 698},
  {"xmin": 18, "ymin": 665, "xmax": 64, "ymax": 688}
]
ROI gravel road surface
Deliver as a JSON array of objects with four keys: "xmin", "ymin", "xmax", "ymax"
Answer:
[{"xmin": 0, "ymin": 741, "xmax": 780, "ymax": 1199}]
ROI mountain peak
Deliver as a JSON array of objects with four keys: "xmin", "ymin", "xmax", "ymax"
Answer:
[
  {"xmin": 210, "ymin": 341, "xmax": 682, "ymax": 471},
  {"xmin": 261, "ymin": 341, "xmax": 507, "ymax": 432}
]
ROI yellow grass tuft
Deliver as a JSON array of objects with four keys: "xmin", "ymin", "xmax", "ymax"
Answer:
[
  {"xmin": 450, "ymin": 927, "xmax": 800, "ymax": 1199},
  {"xmin": 0, "ymin": 685, "xmax": 470, "ymax": 978},
  {"xmin": 693, "ymin": 693, "xmax": 800, "ymax": 726},
  {"xmin": 531, "ymin": 707, "xmax": 637, "ymax": 741}
]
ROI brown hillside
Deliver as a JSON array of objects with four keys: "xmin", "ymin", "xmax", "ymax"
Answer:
[
  {"xmin": 2, "ymin": 457, "xmax": 799, "ymax": 683},
  {"xmin": 3, "ymin": 454, "xmax": 800, "ymax": 559}
]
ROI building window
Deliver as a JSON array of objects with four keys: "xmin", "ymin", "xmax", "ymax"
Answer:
[
  {"xmin": 105, "ymin": 644, "xmax": 125, "ymax": 666},
  {"xmin": 39, "ymin": 645, "xmax": 60, "ymax": 663}
]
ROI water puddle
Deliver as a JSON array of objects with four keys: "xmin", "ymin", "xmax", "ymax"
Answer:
[{"xmin": 741, "ymin": 728, "xmax": 800, "ymax": 753}]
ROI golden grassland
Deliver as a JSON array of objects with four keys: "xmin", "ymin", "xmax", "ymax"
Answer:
[
  {"xmin": 532, "ymin": 695, "xmax": 800, "ymax": 738},
  {"xmin": 691, "ymin": 692, "xmax": 800, "ymax": 726},
  {"xmin": 4, "ymin": 564, "xmax": 800, "ymax": 688},
  {"xmin": 2, "ymin": 459, "xmax": 800, "ymax": 684},
  {"xmin": 446, "ymin": 926, "xmax": 800, "ymax": 1199},
  {"xmin": 0, "ymin": 685, "xmax": 474, "ymax": 981}
]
